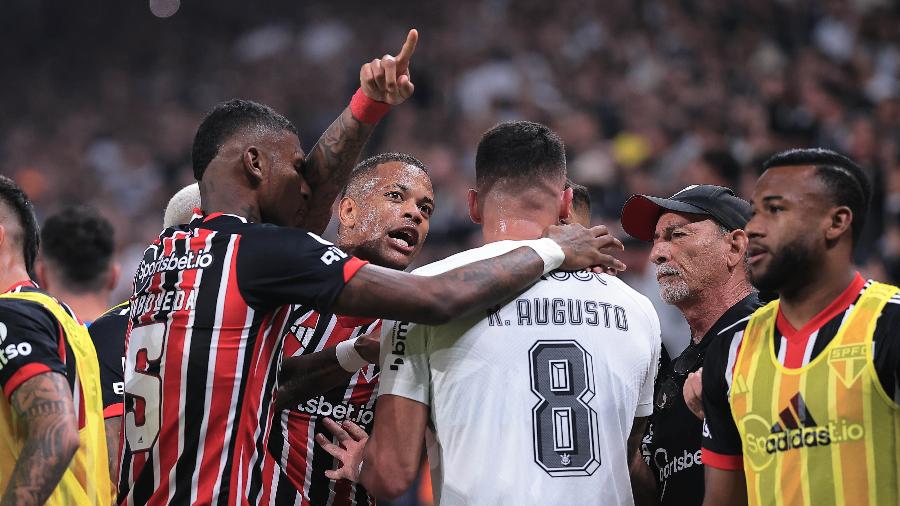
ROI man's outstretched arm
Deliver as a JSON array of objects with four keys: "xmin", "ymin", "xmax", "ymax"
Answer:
[
  {"xmin": 1, "ymin": 372, "xmax": 80, "ymax": 506},
  {"xmin": 301, "ymin": 29, "xmax": 419, "ymax": 234},
  {"xmin": 334, "ymin": 224, "xmax": 626, "ymax": 325}
]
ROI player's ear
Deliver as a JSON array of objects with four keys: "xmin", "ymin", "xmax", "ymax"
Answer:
[
  {"xmin": 338, "ymin": 197, "xmax": 358, "ymax": 229},
  {"xmin": 107, "ymin": 262, "xmax": 121, "ymax": 291},
  {"xmin": 825, "ymin": 206, "xmax": 853, "ymax": 242},
  {"xmin": 33, "ymin": 257, "xmax": 49, "ymax": 289},
  {"xmin": 467, "ymin": 189, "xmax": 482, "ymax": 224},
  {"xmin": 242, "ymin": 147, "xmax": 264, "ymax": 187},
  {"xmin": 559, "ymin": 187, "xmax": 573, "ymax": 221}
]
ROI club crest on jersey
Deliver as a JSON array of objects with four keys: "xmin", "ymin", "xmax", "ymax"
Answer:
[{"xmin": 826, "ymin": 344, "xmax": 868, "ymax": 388}]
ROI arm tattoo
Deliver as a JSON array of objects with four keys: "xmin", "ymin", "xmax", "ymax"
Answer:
[
  {"xmin": 302, "ymin": 107, "xmax": 375, "ymax": 234},
  {"xmin": 1, "ymin": 372, "xmax": 79, "ymax": 506},
  {"xmin": 104, "ymin": 417, "xmax": 122, "ymax": 489}
]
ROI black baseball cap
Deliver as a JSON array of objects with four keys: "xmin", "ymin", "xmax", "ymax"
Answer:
[{"xmin": 620, "ymin": 185, "xmax": 752, "ymax": 241}]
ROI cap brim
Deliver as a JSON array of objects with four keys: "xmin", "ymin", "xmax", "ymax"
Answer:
[{"xmin": 620, "ymin": 195, "xmax": 708, "ymax": 241}]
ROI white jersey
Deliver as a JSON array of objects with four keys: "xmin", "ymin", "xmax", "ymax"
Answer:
[{"xmin": 379, "ymin": 240, "xmax": 661, "ymax": 505}]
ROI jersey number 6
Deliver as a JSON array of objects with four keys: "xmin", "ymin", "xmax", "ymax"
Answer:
[
  {"xmin": 124, "ymin": 322, "xmax": 165, "ymax": 452},
  {"xmin": 529, "ymin": 340, "xmax": 601, "ymax": 476}
]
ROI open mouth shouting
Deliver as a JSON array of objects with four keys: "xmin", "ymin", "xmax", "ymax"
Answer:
[{"xmin": 386, "ymin": 226, "xmax": 420, "ymax": 254}]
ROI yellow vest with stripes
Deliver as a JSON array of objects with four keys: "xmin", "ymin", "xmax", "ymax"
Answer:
[
  {"xmin": 730, "ymin": 282, "xmax": 900, "ymax": 506},
  {"xmin": 0, "ymin": 291, "xmax": 114, "ymax": 505}
]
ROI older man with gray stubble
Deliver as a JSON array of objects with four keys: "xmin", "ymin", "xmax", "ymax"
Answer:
[{"xmin": 620, "ymin": 185, "xmax": 762, "ymax": 506}]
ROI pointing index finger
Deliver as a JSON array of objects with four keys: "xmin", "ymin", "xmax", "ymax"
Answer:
[{"xmin": 396, "ymin": 29, "xmax": 418, "ymax": 68}]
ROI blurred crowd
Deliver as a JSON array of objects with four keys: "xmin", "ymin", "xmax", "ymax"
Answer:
[{"xmin": 2, "ymin": 0, "xmax": 899, "ymax": 381}]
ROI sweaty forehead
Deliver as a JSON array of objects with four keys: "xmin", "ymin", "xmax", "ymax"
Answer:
[{"xmin": 372, "ymin": 162, "xmax": 432, "ymax": 194}]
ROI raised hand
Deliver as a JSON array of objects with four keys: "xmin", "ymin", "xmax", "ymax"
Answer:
[
  {"xmin": 544, "ymin": 223, "xmax": 627, "ymax": 273},
  {"xmin": 314, "ymin": 418, "xmax": 369, "ymax": 482},
  {"xmin": 360, "ymin": 29, "xmax": 418, "ymax": 105}
]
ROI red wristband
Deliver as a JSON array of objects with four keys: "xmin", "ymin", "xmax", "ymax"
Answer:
[{"xmin": 350, "ymin": 88, "xmax": 391, "ymax": 125}]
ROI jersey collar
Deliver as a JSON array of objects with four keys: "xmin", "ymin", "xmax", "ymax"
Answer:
[
  {"xmin": 775, "ymin": 272, "xmax": 866, "ymax": 343},
  {"xmin": 3, "ymin": 280, "xmax": 37, "ymax": 293}
]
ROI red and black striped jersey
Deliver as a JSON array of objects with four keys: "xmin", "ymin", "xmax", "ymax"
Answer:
[
  {"xmin": 260, "ymin": 310, "xmax": 381, "ymax": 506},
  {"xmin": 120, "ymin": 213, "xmax": 367, "ymax": 506}
]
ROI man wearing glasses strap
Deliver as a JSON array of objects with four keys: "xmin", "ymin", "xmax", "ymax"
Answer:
[{"xmin": 620, "ymin": 185, "xmax": 762, "ymax": 505}]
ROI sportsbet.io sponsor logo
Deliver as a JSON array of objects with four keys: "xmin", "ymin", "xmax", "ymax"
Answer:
[
  {"xmin": 0, "ymin": 322, "xmax": 33, "ymax": 371},
  {"xmin": 135, "ymin": 246, "xmax": 214, "ymax": 291},
  {"xmin": 297, "ymin": 396, "xmax": 375, "ymax": 427}
]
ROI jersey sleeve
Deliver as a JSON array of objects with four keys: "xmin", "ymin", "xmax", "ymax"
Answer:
[
  {"xmin": 636, "ymin": 304, "xmax": 662, "ymax": 418},
  {"xmin": 377, "ymin": 319, "xmax": 431, "ymax": 405},
  {"xmin": 700, "ymin": 330, "xmax": 744, "ymax": 471},
  {"xmin": 236, "ymin": 227, "xmax": 368, "ymax": 313},
  {"xmin": 0, "ymin": 300, "xmax": 66, "ymax": 400},
  {"xmin": 88, "ymin": 304, "xmax": 128, "ymax": 417}
]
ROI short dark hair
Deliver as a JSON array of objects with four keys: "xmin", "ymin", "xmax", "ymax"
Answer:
[
  {"xmin": 41, "ymin": 206, "xmax": 115, "ymax": 293},
  {"xmin": 0, "ymin": 176, "xmax": 39, "ymax": 275},
  {"xmin": 475, "ymin": 121, "xmax": 566, "ymax": 191},
  {"xmin": 762, "ymin": 148, "xmax": 872, "ymax": 244},
  {"xmin": 566, "ymin": 180, "xmax": 591, "ymax": 214},
  {"xmin": 191, "ymin": 99, "xmax": 298, "ymax": 180},
  {"xmin": 341, "ymin": 152, "xmax": 429, "ymax": 199}
]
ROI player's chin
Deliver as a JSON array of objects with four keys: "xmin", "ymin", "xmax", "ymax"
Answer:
[{"xmin": 379, "ymin": 245, "xmax": 416, "ymax": 271}]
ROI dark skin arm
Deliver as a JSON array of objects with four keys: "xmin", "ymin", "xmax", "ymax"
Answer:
[
  {"xmin": 703, "ymin": 467, "xmax": 747, "ymax": 506},
  {"xmin": 1, "ymin": 372, "xmax": 81, "ymax": 506},
  {"xmin": 333, "ymin": 224, "xmax": 626, "ymax": 325},
  {"xmin": 104, "ymin": 417, "xmax": 122, "ymax": 492},
  {"xmin": 300, "ymin": 108, "xmax": 374, "ymax": 235},
  {"xmin": 628, "ymin": 417, "xmax": 658, "ymax": 506},
  {"xmin": 276, "ymin": 331, "xmax": 378, "ymax": 411},
  {"xmin": 300, "ymin": 30, "xmax": 419, "ymax": 235}
]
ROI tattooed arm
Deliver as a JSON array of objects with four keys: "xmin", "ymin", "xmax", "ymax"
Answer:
[
  {"xmin": 301, "ymin": 30, "xmax": 419, "ymax": 234},
  {"xmin": 1, "ymin": 372, "xmax": 80, "ymax": 506},
  {"xmin": 334, "ymin": 224, "xmax": 626, "ymax": 325},
  {"xmin": 104, "ymin": 417, "xmax": 122, "ymax": 491},
  {"xmin": 301, "ymin": 108, "xmax": 375, "ymax": 234}
]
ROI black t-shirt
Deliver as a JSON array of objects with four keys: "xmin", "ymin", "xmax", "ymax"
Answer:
[
  {"xmin": 643, "ymin": 293, "xmax": 762, "ymax": 505},
  {"xmin": 88, "ymin": 301, "xmax": 129, "ymax": 418},
  {"xmin": 702, "ymin": 276, "xmax": 900, "ymax": 469}
]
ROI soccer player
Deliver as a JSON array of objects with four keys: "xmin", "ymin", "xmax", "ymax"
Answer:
[
  {"xmin": 0, "ymin": 176, "xmax": 113, "ymax": 505},
  {"xmin": 83, "ymin": 184, "xmax": 202, "ymax": 493},
  {"xmin": 619, "ymin": 185, "xmax": 761, "ymax": 505},
  {"xmin": 321, "ymin": 121, "xmax": 660, "ymax": 504},
  {"xmin": 35, "ymin": 206, "xmax": 127, "ymax": 484},
  {"xmin": 260, "ymin": 152, "xmax": 435, "ymax": 505},
  {"xmin": 702, "ymin": 149, "xmax": 900, "ymax": 505},
  {"xmin": 120, "ymin": 32, "xmax": 622, "ymax": 506}
]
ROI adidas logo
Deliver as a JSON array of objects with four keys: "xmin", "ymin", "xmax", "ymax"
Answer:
[{"xmin": 743, "ymin": 393, "xmax": 865, "ymax": 458}]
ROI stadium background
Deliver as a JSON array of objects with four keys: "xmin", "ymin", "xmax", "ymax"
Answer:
[{"xmin": 1, "ymin": 1, "xmax": 898, "ymax": 503}]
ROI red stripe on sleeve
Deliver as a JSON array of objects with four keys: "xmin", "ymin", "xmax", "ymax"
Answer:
[
  {"xmin": 3, "ymin": 363, "xmax": 52, "ymax": 399},
  {"xmin": 104, "ymin": 403, "xmax": 125, "ymax": 419},
  {"xmin": 343, "ymin": 257, "xmax": 369, "ymax": 283},
  {"xmin": 701, "ymin": 448, "xmax": 744, "ymax": 470}
]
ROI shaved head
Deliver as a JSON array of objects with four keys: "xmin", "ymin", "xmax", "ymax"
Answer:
[{"xmin": 164, "ymin": 183, "xmax": 202, "ymax": 228}]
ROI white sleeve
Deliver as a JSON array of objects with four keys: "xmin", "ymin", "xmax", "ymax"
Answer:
[
  {"xmin": 377, "ymin": 319, "xmax": 432, "ymax": 405},
  {"xmin": 635, "ymin": 301, "xmax": 662, "ymax": 418}
]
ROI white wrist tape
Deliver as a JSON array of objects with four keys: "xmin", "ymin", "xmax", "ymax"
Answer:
[
  {"xmin": 523, "ymin": 238, "xmax": 565, "ymax": 275},
  {"xmin": 335, "ymin": 338, "xmax": 368, "ymax": 372}
]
